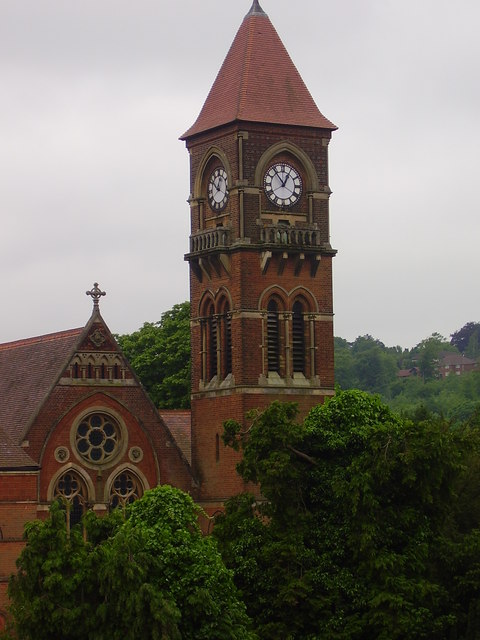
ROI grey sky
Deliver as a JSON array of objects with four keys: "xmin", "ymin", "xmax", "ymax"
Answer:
[{"xmin": 1, "ymin": 0, "xmax": 478, "ymax": 349}]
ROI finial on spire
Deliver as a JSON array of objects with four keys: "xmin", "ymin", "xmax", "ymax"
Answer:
[
  {"xmin": 246, "ymin": 0, "xmax": 266, "ymax": 17},
  {"xmin": 86, "ymin": 282, "xmax": 106, "ymax": 310}
]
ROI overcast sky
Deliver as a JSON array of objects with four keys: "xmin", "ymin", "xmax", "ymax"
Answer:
[{"xmin": 1, "ymin": 0, "xmax": 478, "ymax": 349}]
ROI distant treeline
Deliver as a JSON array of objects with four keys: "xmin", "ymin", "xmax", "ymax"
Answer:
[{"xmin": 335, "ymin": 322, "xmax": 480, "ymax": 420}]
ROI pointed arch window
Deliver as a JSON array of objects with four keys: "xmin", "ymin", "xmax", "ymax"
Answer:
[
  {"xmin": 219, "ymin": 298, "xmax": 232, "ymax": 377},
  {"xmin": 109, "ymin": 470, "xmax": 143, "ymax": 509},
  {"xmin": 267, "ymin": 299, "xmax": 280, "ymax": 372},
  {"xmin": 54, "ymin": 470, "xmax": 88, "ymax": 531},
  {"xmin": 292, "ymin": 300, "xmax": 306, "ymax": 374}
]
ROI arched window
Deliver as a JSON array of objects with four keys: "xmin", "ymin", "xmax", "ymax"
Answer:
[
  {"xmin": 219, "ymin": 298, "xmax": 232, "ymax": 377},
  {"xmin": 54, "ymin": 470, "xmax": 88, "ymax": 530},
  {"xmin": 292, "ymin": 300, "xmax": 306, "ymax": 374},
  {"xmin": 267, "ymin": 299, "xmax": 280, "ymax": 372},
  {"xmin": 201, "ymin": 294, "xmax": 233, "ymax": 383},
  {"xmin": 109, "ymin": 470, "xmax": 143, "ymax": 509}
]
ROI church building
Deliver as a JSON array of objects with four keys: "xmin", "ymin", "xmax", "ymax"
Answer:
[{"xmin": 0, "ymin": 0, "xmax": 336, "ymax": 623}]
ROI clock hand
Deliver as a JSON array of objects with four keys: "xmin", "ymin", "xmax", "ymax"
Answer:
[{"xmin": 280, "ymin": 173, "xmax": 289, "ymax": 188}]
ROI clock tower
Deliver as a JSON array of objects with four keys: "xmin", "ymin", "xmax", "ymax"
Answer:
[{"xmin": 181, "ymin": 0, "xmax": 337, "ymax": 513}]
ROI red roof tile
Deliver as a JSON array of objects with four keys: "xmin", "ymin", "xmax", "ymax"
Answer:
[
  {"xmin": 0, "ymin": 426, "xmax": 37, "ymax": 469},
  {"xmin": 181, "ymin": 2, "xmax": 336, "ymax": 139},
  {"xmin": 159, "ymin": 410, "xmax": 191, "ymax": 464},
  {"xmin": 439, "ymin": 353, "xmax": 478, "ymax": 367},
  {"xmin": 0, "ymin": 328, "xmax": 82, "ymax": 446}
]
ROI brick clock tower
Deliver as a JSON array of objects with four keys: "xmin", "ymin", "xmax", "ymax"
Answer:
[{"xmin": 181, "ymin": 1, "xmax": 337, "ymax": 514}]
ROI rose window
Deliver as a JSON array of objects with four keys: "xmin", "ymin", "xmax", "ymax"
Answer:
[{"xmin": 75, "ymin": 413, "xmax": 121, "ymax": 464}]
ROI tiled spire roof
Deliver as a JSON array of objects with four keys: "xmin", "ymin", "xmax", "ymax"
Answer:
[{"xmin": 181, "ymin": 1, "xmax": 336, "ymax": 139}]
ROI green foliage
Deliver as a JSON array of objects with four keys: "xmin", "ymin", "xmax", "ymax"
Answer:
[
  {"xmin": 414, "ymin": 332, "xmax": 454, "ymax": 380},
  {"xmin": 7, "ymin": 502, "xmax": 98, "ymax": 640},
  {"xmin": 8, "ymin": 486, "xmax": 255, "ymax": 640},
  {"xmin": 215, "ymin": 392, "xmax": 480, "ymax": 639},
  {"xmin": 451, "ymin": 322, "xmax": 480, "ymax": 357},
  {"xmin": 115, "ymin": 302, "xmax": 191, "ymax": 409}
]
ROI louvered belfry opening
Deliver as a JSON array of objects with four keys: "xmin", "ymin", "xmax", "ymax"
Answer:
[
  {"xmin": 267, "ymin": 299, "xmax": 280, "ymax": 373},
  {"xmin": 208, "ymin": 308, "xmax": 218, "ymax": 380},
  {"xmin": 292, "ymin": 300, "xmax": 306, "ymax": 374},
  {"xmin": 223, "ymin": 310, "xmax": 232, "ymax": 376}
]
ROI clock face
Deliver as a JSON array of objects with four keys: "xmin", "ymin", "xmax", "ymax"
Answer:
[
  {"xmin": 208, "ymin": 167, "xmax": 229, "ymax": 212},
  {"xmin": 264, "ymin": 163, "xmax": 302, "ymax": 207}
]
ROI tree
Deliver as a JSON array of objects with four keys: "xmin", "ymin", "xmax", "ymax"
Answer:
[
  {"xmin": 216, "ymin": 392, "xmax": 480, "ymax": 639},
  {"xmin": 7, "ymin": 486, "xmax": 255, "ymax": 640},
  {"xmin": 450, "ymin": 322, "xmax": 480, "ymax": 356},
  {"xmin": 116, "ymin": 302, "xmax": 191, "ymax": 409},
  {"xmin": 334, "ymin": 337, "xmax": 358, "ymax": 389},
  {"xmin": 413, "ymin": 332, "xmax": 454, "ymax": 380}
]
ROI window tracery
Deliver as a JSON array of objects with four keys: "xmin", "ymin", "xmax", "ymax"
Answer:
[
  {"xmin": 75, "ymin": 412, "xmax": 121, "ymax": 464},
  {"xmin": 109, "ymin": 470, "xmax": 143, "ymax": 509},
  {"xmin": 53, "ymin": 470, "xmax": 88, "ymax": 530}
]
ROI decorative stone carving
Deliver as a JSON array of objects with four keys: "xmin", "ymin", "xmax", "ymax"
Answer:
[
  {"xmin": 54, "ymin": 446, "xmax": 70, "ymax": 463},
  {"xmin": 128, "ymin": 446, "xmax": 143, "ymax": 463},
  {"xmin": 89, "ymin": 329, "xmax": 106, "ymax": 348}
]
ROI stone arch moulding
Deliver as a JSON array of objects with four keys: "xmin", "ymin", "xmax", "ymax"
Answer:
[
  {"xmin": 288, "ymin": 286, "xmax": 319, "ymax": 313},
  {"xmin": 103, "ymin": 463, "xmax": 150, "ymax": 504},
  {"xmin": 193, "ymin": 146, "xmax": 233, "ymax": 200},
  {"xmin": 46, "ymin": 462, "xmax": 95, "ymax": 503},
  {"xmin": 258, "ymin": 284, "xmax": 290, "ymax": 310},
  {"xmin": 254, "ymin": 140, "xmax": 320, "ymax": 192},
  {"xmin": 198, "ymin": 289, "xmax": 216, "ymax": 317},
  {"xmin": 214, "ymin": 286, "xmax": 233, "ymax": 314},
  {"xmin": 198, "ymin": 286, "xmax": 233, "ymax": 316}
]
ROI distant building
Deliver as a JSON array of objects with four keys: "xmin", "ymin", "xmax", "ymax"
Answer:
[
  {"xmin": 437, "ymin": 353, "xmax": 478, "ymax": 378},
  {"xmin": 397, "ymin": 367, "xmax": 420, "ymax": 379}
]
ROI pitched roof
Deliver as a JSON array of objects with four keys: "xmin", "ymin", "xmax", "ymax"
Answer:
[
  {"xmin": 0, "ymin": 328, "xmax": 82, "ymax": 446},
  {"xmin": 0, "ymin": 426, "xmax": 37, "ymax": 469},
  {"xmin": 439, "ymin": 353, "xmax": 478, "ymax": 367},
  {"xmin": 181, "ymin": 1, "xmax": 336, "ymax": 139},
  {"xmin": 159, "ymin": 410, "xmax": 192, "ymax": 465}
]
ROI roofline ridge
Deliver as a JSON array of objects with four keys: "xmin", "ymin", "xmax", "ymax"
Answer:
[{"xmin": 0, "ymin": 327, "xmax": 84, "ymax": 350}]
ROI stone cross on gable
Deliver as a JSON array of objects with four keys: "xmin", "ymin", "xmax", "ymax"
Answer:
[{"xmin": 86, "ymin": 282, "xmax": 106, "ymax": 309}]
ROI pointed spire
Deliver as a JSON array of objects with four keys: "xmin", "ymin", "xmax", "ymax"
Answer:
[
  {"xmin": 246, "ymin": 0, "xmax": 266, "ymax": 16},
  {"xmin": 181, "ymin": 3, "xmax": 336, "ymax": 139}
]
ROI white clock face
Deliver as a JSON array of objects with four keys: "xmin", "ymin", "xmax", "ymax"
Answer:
[
  {"xmin": 208, "ymin": 167, "xmax": 229, "ymax": 212},
  {"xmin": 264, "ymin": 163, "xmax": 302, "ymax": 207}
]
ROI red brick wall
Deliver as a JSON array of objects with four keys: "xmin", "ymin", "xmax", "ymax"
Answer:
[
  {"xmin": 22, "ymin": 386, "xmax": 194, "ymax": 496},
  {"xmin": 187, "ymin": 119, "xmax": 335, "ymax": 505},
  {"xmin": 0, "ymin": 502, "xmax": 37, "ymax": 542}
]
